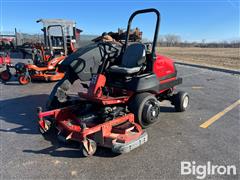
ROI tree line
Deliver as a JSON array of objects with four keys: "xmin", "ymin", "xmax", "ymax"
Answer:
[
  {"xmin": 158, "ymin": 34, "xmax": 240, "ymax": 48},
  {"xmin": 12, "ymin": 32, "xmax": 240, "ymax": 48}
]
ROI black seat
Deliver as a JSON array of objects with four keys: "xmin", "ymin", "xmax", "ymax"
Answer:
[{"xmin": 109, "ymin": 43, "xmax": 146, "ymax": 75}]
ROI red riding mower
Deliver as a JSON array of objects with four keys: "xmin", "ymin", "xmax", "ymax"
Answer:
[
  {"xmin": 37, "ymin": 9, "xmax": 189, "ymax": 156},
  {"xmin": 0, "ymin": 38, "xmax": 12, "ymax": 75},
  {"xmin": 0, "ymin": 19, "xmax": 82, "ymax": 85}
]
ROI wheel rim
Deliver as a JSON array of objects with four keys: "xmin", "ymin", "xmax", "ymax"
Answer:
[
  {"xmin": 183, "ymin": 96, "xmax": 189, "ymax": 109},
  {"xmin": 19, "ymin": 76, "xmax": 30, "ymax": 84},
  {"xmin": 142, "ymin": 99, "xmax": 160, "ymax": 124}
]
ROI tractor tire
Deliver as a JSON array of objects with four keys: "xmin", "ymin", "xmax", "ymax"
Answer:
[
  {"xmin": 0, "ymin": 70, "xmax": 12, "ymax": 82},
  {"xmin": 18, "ymin": 75, "xmax": 31, "ymax": 85},
  {"xmin": 173, "ymin": 91, "xmax": 189, "ymax": 112},
  {"xmin": 129, "ymin": 93, "xmax": 161, "ymax": 128}
]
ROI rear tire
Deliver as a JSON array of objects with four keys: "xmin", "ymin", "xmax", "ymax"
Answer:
[
  {"xmin": 173, "ymin": 91, "xmax": 189, "ymax": 112},
  {"xmin": 129, "ymin": 93, "xmax": 161, "ymax": 128},
  {"xmin": 0, "ymin": 70, "xmax": 11, "ymax": 81},
  {"xmin": 18, "ymin": 75, "xmax": 31, "ymax": 85}
]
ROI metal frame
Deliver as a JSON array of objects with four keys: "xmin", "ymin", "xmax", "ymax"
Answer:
[
  {"xmin": 36, "ymin": 18, "xmax": 79, "ymax": 55},
  {"xmin": 47, "ymin": 25, "xmax": 67, "ymax": 55},
  {"xmin": 123, "ymin": 8, "xmax": 160, "ymax": 61}
]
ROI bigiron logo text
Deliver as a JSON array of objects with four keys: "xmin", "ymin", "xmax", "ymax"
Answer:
[{"xmin": 181, "ymin": 161, "xmax": 237, "ymax": 179}]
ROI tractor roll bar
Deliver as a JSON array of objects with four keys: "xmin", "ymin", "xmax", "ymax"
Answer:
[
  {"xmin": 123, "ymin": 8, "xmax": 160, "ymax": 60},
  {"xmin": 47, "ymin": 25, "xmax": 67, "ymax": 56}
]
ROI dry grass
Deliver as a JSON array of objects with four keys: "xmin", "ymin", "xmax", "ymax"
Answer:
[{"xmin": 157, "ymin": 47, "xmax": 240, "ymax": 70}]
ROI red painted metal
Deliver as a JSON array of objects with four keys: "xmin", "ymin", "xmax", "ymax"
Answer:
[
  {"xmin": 38, "ymin": 106, "xmax": 142, "ymax": 148},
  {"xmin": 88, "ymin": 74, "xmax": 106, "ymax": 97},
  {"xmin": 153, "ymin": 54, "xmax": 176, "ymax": 78},
  {"xmin": 78, "ymin": 92, "xmax": 130, "ymax": 105}
]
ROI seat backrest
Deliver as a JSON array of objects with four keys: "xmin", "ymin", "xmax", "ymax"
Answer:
[{"xmin": 121, "ymin": 43, "xmax": 146, "ymax": 68}]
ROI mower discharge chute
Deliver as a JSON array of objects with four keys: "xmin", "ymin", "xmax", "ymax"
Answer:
[
  {"xmin": 37, "ymin": 9, "xmax": 189, "ymax": 156},
  {"xmin": 0, "ymin": 19, "xmax": 82, "ymax": 85}
]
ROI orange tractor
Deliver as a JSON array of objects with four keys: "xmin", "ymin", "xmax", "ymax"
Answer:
[{"xmin": 1, "ymin": 19, "xmax": 82, "ymax": 85}]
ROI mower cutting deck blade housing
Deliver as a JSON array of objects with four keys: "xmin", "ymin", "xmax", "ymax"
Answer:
[{"xmin": 38, "ymin": 106, "xmax": 148, "ymax": 156}]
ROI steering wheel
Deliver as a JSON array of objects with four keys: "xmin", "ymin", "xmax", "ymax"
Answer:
[
  {"xmin": 97, "ymin": 42, "xmax": 119, "ymax": 73},
  {"xmin": 98, "ymin": 42, "xmax": 119, "ymax": 62}
]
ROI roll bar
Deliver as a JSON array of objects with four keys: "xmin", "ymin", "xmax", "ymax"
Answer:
[
  {"xmin": 47, "ymin": 25, "xmax": 67, "ymax": 56},
  {"xmin": 123, "ymin": 8, "xmax": 160, "ymax": 60}
]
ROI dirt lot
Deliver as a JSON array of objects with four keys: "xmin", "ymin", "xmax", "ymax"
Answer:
[{"xmin": 157, "ymin": 47, "xmax": 240, "ymax": 70}]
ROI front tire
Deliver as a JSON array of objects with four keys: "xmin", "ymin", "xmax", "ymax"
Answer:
[
  {"xmin": 129, "ymin": 93, "xmax": 161, "ymax": 128},
  {"xmin": 18, "ymin": 75, "xmax": 31, "ymax": 85},
  {"xmin": 173, "ymin": 91, "xmax": 189, "ymax": 112}
]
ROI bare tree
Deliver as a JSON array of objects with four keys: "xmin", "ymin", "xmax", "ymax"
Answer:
[
  {"xmin": 164, "ymin": 34, "xmax": 181, "ymax": 47},
  {"xmin": 201, "ymin": 39, "xmax": 206, "ymax": 47}
]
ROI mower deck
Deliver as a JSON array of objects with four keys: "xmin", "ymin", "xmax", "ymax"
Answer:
[
  {"xmin": 30, "ymin": 72, "xmax": 65, "ymax": 81},
  {"xmin": 38, "ymin": 107, "xmax": 147, "ymax": 155}
]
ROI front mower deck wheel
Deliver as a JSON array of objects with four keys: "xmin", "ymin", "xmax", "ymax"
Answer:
[
  {"xmin": 82, "ymin": 139, "xmax": 97, "ymax": 157},
  {"xmin": 173, "ymin": 91, "xmax": 189, "ymax": 112},
  {"xmin": 129, "ymin": 93, "xmax": 161, "ymax": 128},
  {"xmin": 0, "ymin": 70, "xmax": 12, "ymax": 81},
  {"xmin": 39, "ymin": 119, "xmax": 52, "ymax": 135}
]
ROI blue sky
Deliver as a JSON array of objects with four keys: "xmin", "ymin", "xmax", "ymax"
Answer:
[{"xmin": 0, "ymin": 0, "xmax": 239, "ymax": 42}]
